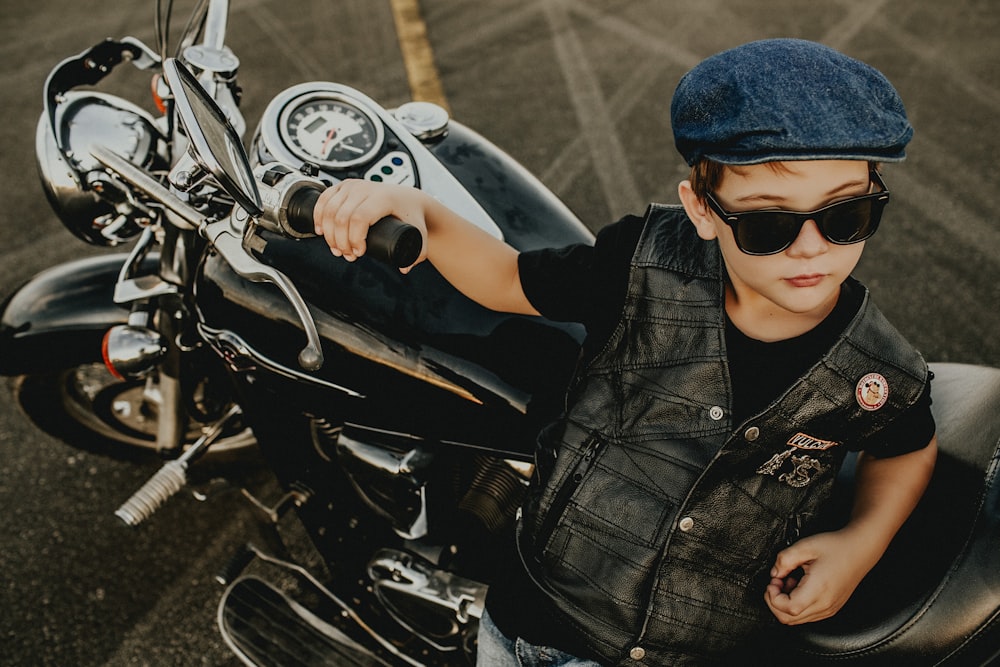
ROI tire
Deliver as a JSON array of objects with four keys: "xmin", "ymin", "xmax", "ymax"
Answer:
[{"xmin": 12, "ymin": 362, "xmax": 257, "ymax": 461}]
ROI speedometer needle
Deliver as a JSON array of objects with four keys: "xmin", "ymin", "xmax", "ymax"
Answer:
[{"xmin": 321, "ymin": 128, "xmax": 338, "ymax": 154}]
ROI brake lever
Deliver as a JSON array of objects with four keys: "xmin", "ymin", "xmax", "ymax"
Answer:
[{"xmin": 201, "ymin": 218, "xmax": 324, "ymax": 371}]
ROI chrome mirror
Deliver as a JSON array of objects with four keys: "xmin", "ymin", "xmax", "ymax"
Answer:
[{"xmin": 162, "ymin": 58, "xmax": 263, "ymax": 218}]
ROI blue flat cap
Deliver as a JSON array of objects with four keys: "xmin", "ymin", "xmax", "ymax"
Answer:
[{"xmin": 671, "ymin": 39, "xmax": 913, "ymax": 166}]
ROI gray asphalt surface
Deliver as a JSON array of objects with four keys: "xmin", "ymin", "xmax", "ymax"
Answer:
[{"xmin": 1, "ymin": 1, "xmax": 998, "ymax": 665}]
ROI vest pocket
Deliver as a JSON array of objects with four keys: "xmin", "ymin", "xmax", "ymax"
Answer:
[{"xmin": 534, "ymin": 436, "xmax": 680, "ymax": 563}]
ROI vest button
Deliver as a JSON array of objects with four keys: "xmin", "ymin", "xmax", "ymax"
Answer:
[
  {"xmin": 679, "ymin": 516, "xmax": 694, "ymax": 532},
  {"xmin": 708, "ymin": 406, "xmax": 724, "ymax": 421},
  {"xmin": 629, "ymin": 646, "xmax": 646, "ymax": 661},
  {"xmin": 744, "ymin": 426, "xmax": 760, "ymax": 441}
]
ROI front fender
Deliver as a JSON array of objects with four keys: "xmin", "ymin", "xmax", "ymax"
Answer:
[{"xmin": 0, "ymin": 254, "xmax": 134, "ymax": 375}]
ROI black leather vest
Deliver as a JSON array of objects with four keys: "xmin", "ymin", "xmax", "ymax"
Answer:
[{"xmin": 516, "ymin": 205, "xmax": 928, "ymax": 666}]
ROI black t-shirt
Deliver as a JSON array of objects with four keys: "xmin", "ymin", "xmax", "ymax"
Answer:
[{"xmin": 488, "ymin": 213, "xmax": 935, "ymax": 646}]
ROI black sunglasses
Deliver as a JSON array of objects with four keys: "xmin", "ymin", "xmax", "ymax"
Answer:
[{"xmin": 704, "ymin": 170, "xmax": 890, "ymax": 256}]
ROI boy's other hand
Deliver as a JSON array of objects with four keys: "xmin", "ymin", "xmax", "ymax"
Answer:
[{"xmin": 764, "ymin": 529, "xmax": 879, "ymax": 625}]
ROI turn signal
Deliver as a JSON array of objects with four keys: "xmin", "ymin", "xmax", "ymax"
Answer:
[
  {"xmin": 151, "ymin": 73, "xmax": 169, "ymax": 114},
  {"xmin": 102, "ymin": 325, "xmax": 167, "ymax": 379}
]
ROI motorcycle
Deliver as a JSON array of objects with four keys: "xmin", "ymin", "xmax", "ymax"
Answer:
[{"xmin": 1, "ymin": 1, "xmax": 998, "ymax": 664}]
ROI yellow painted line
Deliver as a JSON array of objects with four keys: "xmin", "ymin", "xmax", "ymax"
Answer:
[{"xmin": 389, "ymin": 0, "xmax": 450, "ymax": 113}]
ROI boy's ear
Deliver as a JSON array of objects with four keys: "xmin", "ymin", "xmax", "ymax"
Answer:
[{"xmin": 678, "ymin": 180, "xmax": 719, "ymax": 241}]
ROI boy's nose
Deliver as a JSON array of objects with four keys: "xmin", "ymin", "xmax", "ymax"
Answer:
[{"xmin": 786, "ymin": 219, "xmax": 829, "ymax": 257}]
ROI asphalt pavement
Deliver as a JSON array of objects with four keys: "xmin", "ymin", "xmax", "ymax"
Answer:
[{"xmin": 1, "ymin": 1, "xmax": 998, "ymax": 665}]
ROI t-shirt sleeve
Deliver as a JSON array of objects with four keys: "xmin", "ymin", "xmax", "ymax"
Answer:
[
  {"xmin": 517, "ymin": 214, "xmax": 645, "ymax": 332},
  {"xmin": 857, "ymin": 378, "xmax": 936, "ymax": 458}
]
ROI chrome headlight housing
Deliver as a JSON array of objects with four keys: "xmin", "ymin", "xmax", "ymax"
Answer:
[{"xmin": 36, "ymin": 91, "xmax": 167, "ymax": 245}]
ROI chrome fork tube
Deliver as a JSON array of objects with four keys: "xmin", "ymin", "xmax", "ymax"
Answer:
[
  {"xmin": 154, "ymin": 227, "xmax": 201, "ymax": 454},
  {"xmin": 203, "ymin": 0, "xmax": 230, "ymax": 51},
  {"xmin": 155, "ymin": 297, "xmax": 187, "ymax": 454}
]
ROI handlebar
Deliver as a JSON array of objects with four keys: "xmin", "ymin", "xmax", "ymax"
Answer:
[{"xmin": 284, "ymin": 186, "xmax": 424, "ymax": 269}]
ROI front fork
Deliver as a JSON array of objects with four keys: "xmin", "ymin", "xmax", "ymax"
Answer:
[
  {"xmin": 155, "ymin": 294, "xmax": 188, "ymax": 455},
  {"xmin": 110, "ymin": 223, "xmax": 203, "ymax": 456}
]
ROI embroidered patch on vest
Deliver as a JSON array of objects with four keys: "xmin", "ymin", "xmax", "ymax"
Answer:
[
  {"xmin": 856, "ymin": 372, "xmax": 889, "ymax": 411},
  {"xmin": 787, "ymin": 432, "xmax": 838, "ymax": 450},
  {"xmin": 757, "ymin": 448, "xmax": 826, "ymax": 487},
  {"xmin": 780, "ymin": 455, "xmax": 825, "ymax": 488}
]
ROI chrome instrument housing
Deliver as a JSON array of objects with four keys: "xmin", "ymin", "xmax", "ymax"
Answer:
[{"xmin": 253, "ymin": 82, "xmax": 502, "ymax": 240}]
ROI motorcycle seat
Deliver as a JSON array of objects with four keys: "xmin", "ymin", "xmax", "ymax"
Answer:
[{"xmin": 787, "ymin": 362, "xmax": 1000, "ymax": 665}]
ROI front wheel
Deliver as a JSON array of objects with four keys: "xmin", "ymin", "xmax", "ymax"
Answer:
[{"xmin": 12, "ymin": 362, "xmax": 256, "ymax": 461}]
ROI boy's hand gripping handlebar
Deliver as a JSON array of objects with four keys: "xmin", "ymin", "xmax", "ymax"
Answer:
[{"xmin": 255, "ymin": 163, "xmax": 424, "ymax": 268}]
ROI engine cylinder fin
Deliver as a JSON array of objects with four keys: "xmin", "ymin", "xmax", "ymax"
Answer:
[{"xmin": 457, "ymin": 455, "xmax": 526, "ymax": 533}]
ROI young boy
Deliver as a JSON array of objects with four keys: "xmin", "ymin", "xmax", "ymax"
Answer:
[{"xmin": 314, "ymin": 39, "xmax": 937, "ymax": 666}]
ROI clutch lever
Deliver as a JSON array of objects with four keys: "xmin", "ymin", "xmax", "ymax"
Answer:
[{"xmin": 90, "ymin": 146, "xmax": 325, "ymax": 371}]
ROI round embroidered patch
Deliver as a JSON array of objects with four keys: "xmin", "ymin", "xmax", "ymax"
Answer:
[{"xmin": 856, "ymin": 372, "xmax": 889, "ymax": 411}]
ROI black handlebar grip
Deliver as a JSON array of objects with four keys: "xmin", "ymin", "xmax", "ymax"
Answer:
[
  {"xmin": 286, "ymin": 186, "xmax": 424, "ymax": 268},
  {"xmin": 285, "ymin": 186, "xmax": 322, "ymax": 236},
  {"xmin": 365, "ymin": 216, "xmax": 424, "ymax": 268}
]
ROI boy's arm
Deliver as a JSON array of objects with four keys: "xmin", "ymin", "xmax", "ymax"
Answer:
[
  {"xmin": 313, "ymin": 180, "xmax": 539, "ymax": 315},
  {"xmin": 765, "ymin": 435, "xmax": 938, "ymax": 625}
]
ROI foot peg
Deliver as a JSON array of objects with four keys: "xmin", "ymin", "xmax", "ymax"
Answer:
[{"xmin": 115, "ymin": 404, "xmax": 241, "ymax": 526}]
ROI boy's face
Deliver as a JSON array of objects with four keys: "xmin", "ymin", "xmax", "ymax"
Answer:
[{"xmin": 680, "ymin": 160, "xmax": 873, "ymax": 334}]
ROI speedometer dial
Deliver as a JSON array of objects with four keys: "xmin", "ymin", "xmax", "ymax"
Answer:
[{"xmin": 278, "ymin": 93, "xmax": 384, "ymax": 169}]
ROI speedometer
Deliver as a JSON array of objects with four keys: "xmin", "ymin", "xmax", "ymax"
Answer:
[{"xmin": 278, "ymin": 93, "xmax": 384, "ymax": 169}]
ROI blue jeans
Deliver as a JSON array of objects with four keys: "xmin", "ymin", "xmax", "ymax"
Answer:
[{"xmin": 477, "ymin": 609, "xmax": 602, "ymax": 667}]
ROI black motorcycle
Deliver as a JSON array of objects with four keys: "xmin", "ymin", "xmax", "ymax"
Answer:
[{"xmin": 2, "ymin": 1, "xmax": 998, "ymax": 665}]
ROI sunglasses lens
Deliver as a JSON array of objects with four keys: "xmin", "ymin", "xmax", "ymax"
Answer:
[
  {"xmin": 735, "ymin": 212, "xmax": 802, "ymax": 254},
  {"xmin": 817, "ymin": 197, "xmax": 882, "ymax": 244}
]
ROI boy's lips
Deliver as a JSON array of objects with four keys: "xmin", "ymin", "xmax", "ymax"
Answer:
[{"xmin": 785, "ymin": 273, "xmax": 826, "ymax": 288}]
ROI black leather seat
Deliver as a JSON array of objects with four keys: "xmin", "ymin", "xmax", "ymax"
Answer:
[{"xmin": 785, "ymin": 363, "xmax": 1000, "ymax": 665}]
